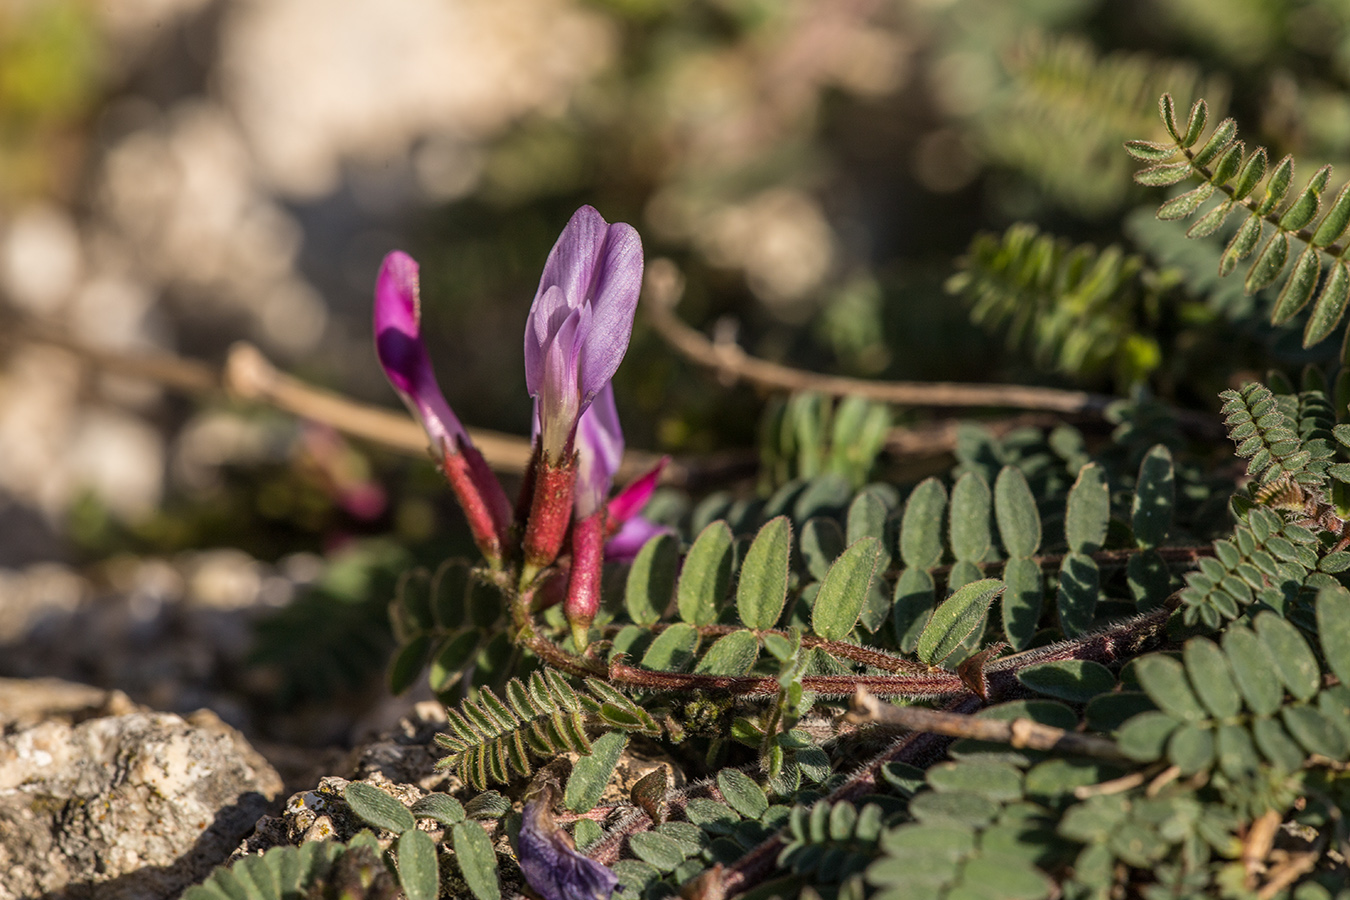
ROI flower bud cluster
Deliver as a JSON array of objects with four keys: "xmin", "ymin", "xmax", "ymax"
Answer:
[{"xmin": 373, "ymin": 206, "xmax": 667, "ymax": 653}]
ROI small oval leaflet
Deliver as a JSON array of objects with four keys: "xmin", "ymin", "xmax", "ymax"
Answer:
[
  {"xmin": 452, "ymin": 821, "xmax": 501, "ymax": 900},
  {"xmin": 397, "ymin": 828, "xmax": 440, "ymax": 900},
  {"xmin": 565, "ymin": 730, "xmax": 629, "ymax": 814},
  {"xmin": 737, "ymin": 516, "xmax": 793, "ymax": 631},
  {"xmin": 900, "ymin": 478, "xmax": 947, "ymax": 569},
  {"xmin": 717, "ymin": 769, "xmax": 769, "ymax": 819},
  {"xmin": 1065, "ymin": 463, "xmax": 1110, "ymax": 554},
  {"xmin": 916, "ymin": 579, "xmax": 1004, "ymax": 667},
  {"xmin": 625, "ymin": 533, "xmax": 680, "ymax": 627},
  {"xmin": 949, "ymin": 472, "xmax": 993, "ymax": 563},
  {"xmin": 343, "ymin": 782, "xmax": 414, "ymax": 834},
  {"xmin": 811, "ymin": 536, "xmax": 883, "ymax": 641},
  {"xmin": 410, "ymin": 792, "xmax": 465, "ymax": 826},
  {"xmin": 994, "ymin": 466, "xmax": 1041, "ymax": 558},
  {"xmin": 1131, "ymin": 445, "xmax": 1174, "ymax": 549},
  {"xmin": 676, "ymin": 521, "xmax": 735, "ymax": 628},
  {"xmin": 1017, "ymin": 660, "xmax": 1116, "ymax": 703}
]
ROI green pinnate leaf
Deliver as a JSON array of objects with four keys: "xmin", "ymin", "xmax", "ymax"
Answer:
[
  {"xmin": 801, "ymin": 517, "xmax": 846, "ymax": 582},
  {"xmin": 1065, "ymin": 464, "xmax": 1109, "ymax": 554},
  {"xmin": 901, "ymin": 478, "xmax": 947, "ymax": 569},
  {"xmin": 642, "ymin": 622, "xmax": 699, "ymax": 672},
  {"xmin": 1303, "ymin": 262, "xmax": 1350, "ymax": 347},
  {"xmin": 1133, "ymin": 655, "xmax": 1207, "ymax": 722},
  {"xmin": 1124, "ymin": 140, "xmax": 1175, "ymax": 162},
  {"xmin": 626, "ymin": 533, "xmax": 680, "ymax": 627},
  {"xmin": 678, "ymin": 521, "xmax": 734, "ymax": 627},
  {"xmin": 1191, "ymin": 116, "xmax": 1235, "ymax": 167},
  {"xmin": 565, "ymin": 730, "xmax": 628, "ymax": 814},
  {"xmin": 916, "ymin": 579, "xmax": 1003, "ymax": 666},
  {"xmin": 388, "ymin": 634, "xmax": 432, "ymax": 697},
  {"xmin": 1159, "ymin": 94, "xmax": 1182, "ymax": 143},
  {"xmin": 1316, "ymin": 585, "xmax": 1350, "ymax": 686},
  {"xmin": 994, "ymin": 466, "xmax": 1041, "ymax": 558},
  {"xmin": 1220, "ymin": 215, "xmax": 1264, "ymax": 275},
  {"xmin": 1255, "ymin": 612, "xmax": 1320, "ymax": 701},
  {"xmin": 1278, "ymin": 164, "xmax": 1331, "ymax": 230},
  {"xmin": 451, "ymin": 821, "xmax": 501, "ymax": 900},
  {"xmin": 812, "ymin": 537, "xmax": 883, "ymax": 641},
  {"xmin": 1056, "ymin": 552, "xmax": 1098, "ymax": 637},
  {"xmin": 892, "ymin": 568, "xmax": 935, "ymax": 653},
  {"xmin": 693, "ymin": 630, "xmax": 761, "ymax": 675},
  {"xmin": 1137, "ymin": 162, "xmax": 1192, "ymax": 187},
  {"xmin": 717, "ymin": 769, "xmax": 769, "ymax": 819},
  {"xmin": 1313, "ymin": 182, "xmax": 1350, "ymax": 246},
  {"xmin": 737, "ymin": 516, "xmax": 793, "ymax": 630},
  {"xmin": 1246, "ymin": 232, "xmax": 1290, "ymax": 295},
  {"xmin": 1131, "ymin": 445, "xmax": 1174, "ymax": 548},
  {"xmin": 344, "ymin": 782, "xmax": 415, "ymax": 834},
  {"xmin": 1270, "ymin": 246, "xmax": 1321, "ymax": 325},
  {"xmin": 1231, "ymin": 147, "xmax": 1267, "ymax": 200},
  {"xmin": 1157, "ymin": 183, "xmax": 1213, "ymax": 220},
  {"xmin": 1168, "ymin": 723, "xmax": 1216, "ymax": 775},
  {"xmin": 1223, "ymin": 625, "xmax": 1284, "ymax": 717},
  {"xmin": 1256, "ymin": 156, "xmax": 1295, "ymax": 215},
  {"xmin": 1183, "ymin": 637, "xmax": 1242, "ymax": 719},
  {"xmin": 1210, "ymin": 141, "xmax": 1242, "ymax": 186},
  {"xmin": 1180, "ymin": 97, "xmax": 1207, "ymax": 146},
  {"xmin": 397, "ymin": 829, "xmax": 440, "ymax": 900},
  {"xmin": 1017, "ymin": 660, "xmax": 1115, "ymax": 703},
  {"xmin": 950, "ymin": 472, "xmax": 993, "ymax": 563},
  {"xmin": 411, "ymin": 793, "xmax": 465, "ymax": 826},
  {"xmin": 1187, "ymin": 200, "xmax": 1235, "ymax": 238},
  {"xmin": 1117, "ymin": 711, "xmax": 1178, "ymax": 761},
  {"xmin": 1001, "ymin": 556, "xmax": 1043, "ymax": 651}
]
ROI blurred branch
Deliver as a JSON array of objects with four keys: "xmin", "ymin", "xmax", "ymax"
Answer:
[
  {"xmin": 0, "ymin": 309, "xmax": 681, "ymax": 481},
  {"xmin": 644, "ymin": 259, "xmax": 1219, "ymax": 440},
  {"xmin": 644, "ymin": 258, "xmax": 1116, "ymax": 414}
]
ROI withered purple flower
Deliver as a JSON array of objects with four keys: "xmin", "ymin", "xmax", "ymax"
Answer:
[
  {"xmin": 374, "ymin": 251, "xmax": 512, "ymax": 563},
  {"xmin": 517, "ymin": 799, "xmax": 619, "ymax": 900}
]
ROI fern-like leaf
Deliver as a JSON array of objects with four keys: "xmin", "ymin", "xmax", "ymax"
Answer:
[
  {"xmin": 1132, "ymin": 93, "xmax": 1350, "ymax": 349},
  {"xmin": 435, "ymin": 670, "xmax": 592, "ymax": 789},
  {"xmin": 948, "ymin": 223, "xmax": 1167, "ymax": 388}
]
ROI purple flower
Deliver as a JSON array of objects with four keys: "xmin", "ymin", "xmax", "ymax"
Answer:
[
  {"xmin": 374, "ymin": 250, "xmax": 512, "ymax": 562},
  {"xmin": 517, "ymin": 799, "xmax": 619, "ymax": 900},
  {"xmin": 524, "ymin": 206, "xmax": 643, "ymax": 462},
  {"xmin": 574, "ymin": 384, "xmax": 625, "ymax": 519},
  {"xmin": 604, "ymin": 515, "xmax": 669, "ymax": 563},
  {"xmin": 374, "ymin": 251, "xmax": 466, "ymax": 455}
]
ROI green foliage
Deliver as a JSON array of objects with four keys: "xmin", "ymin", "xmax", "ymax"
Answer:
[
  {"xmin": 184, "ymin": 839, "xmax": 395, "ymax": 900},
  {"xmin": 949, "ymin": 223, "xmax": 1172, "ymax": 387},
  {"xmin": 1131, "ymin": 93, "xmax": 1350, "ymax": 351},
  {"xmin": 759, "ymin": 393, "xmax": 892, "ymax": 493}
]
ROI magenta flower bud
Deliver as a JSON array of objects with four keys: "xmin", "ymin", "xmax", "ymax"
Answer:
[
  {"xmin": 374, "ymin": 251, "xmax": 512, "ymax": 563},
  {"xmin": 564, "ymin": 509, "xmax": 606, "ymax": 650},
  {"xmin": 517, "ymin": 798, "xmax": 619, "ymax": 900},
  {"xmin": 524, "ymin": 206, "xmax": 643, "ymax": 462}
]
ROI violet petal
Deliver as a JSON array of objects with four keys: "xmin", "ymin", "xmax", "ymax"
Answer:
[
  {"xmin": 575, "ymin": 383, "xmax": 624, "ymax": 517},
  {"xmin": 605, "ymin": 516, "xmax": 670, "ymax": 563},
  {"xmin": 517, "ymin": 800, "xmax": 619, "ymax": 900}
]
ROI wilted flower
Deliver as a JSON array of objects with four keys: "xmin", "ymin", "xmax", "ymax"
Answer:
[
  {"xmin": 374, "ymin": 251, "xmax": 512, "ymax": 562},
  {"xmin": 517, "ymin": 798, "xmax": 619, "ymax": 900}
]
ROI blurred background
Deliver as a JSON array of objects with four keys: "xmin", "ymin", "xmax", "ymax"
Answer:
[{"xmin": 1, "ymin": 0, "xmax": 1345, "ymax": 764}]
